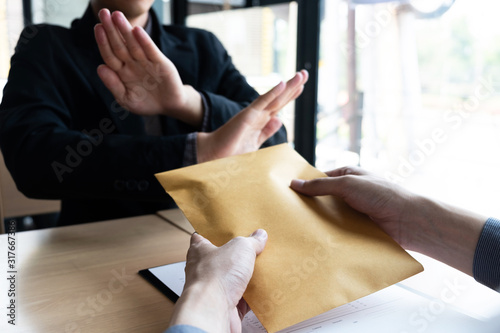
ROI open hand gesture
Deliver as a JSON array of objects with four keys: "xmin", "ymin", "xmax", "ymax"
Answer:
[
  {"xmin": 197, "ymin": 70, "xmax": 309, "ymax": 162},
  {"xmin": 95, "ymin": 9, "xmax": 203, "ymax": 127}
]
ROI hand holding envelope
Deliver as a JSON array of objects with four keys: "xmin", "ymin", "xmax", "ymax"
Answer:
[{"xmin": 155, "ymin": 144, "xmax": 423, "ymax": 333}]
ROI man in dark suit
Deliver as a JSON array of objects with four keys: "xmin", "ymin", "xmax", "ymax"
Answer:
[{"xmin": 0, "ymin": 0, "xmax": 307, "ymax": 226}]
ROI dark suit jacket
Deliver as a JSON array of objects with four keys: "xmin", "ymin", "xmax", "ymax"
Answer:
[{"xmin": 0, "ymin": 5, "xmax": 286, "ymax": 225}]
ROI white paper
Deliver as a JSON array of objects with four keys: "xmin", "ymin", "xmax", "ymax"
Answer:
[
  {"xmin": 149, "ymin": 261, "xmax": 187, "ymax": 296},
  {"xmin": 145, "ymin": 261, "xmax": 494, "ymax": 333}
]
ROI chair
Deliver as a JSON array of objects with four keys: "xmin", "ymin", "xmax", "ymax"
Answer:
[{"xmin": 0, "ymin": 152, "xmax": 60, "ymax": 234}]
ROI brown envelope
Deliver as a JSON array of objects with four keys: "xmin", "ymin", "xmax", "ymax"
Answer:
[{"xmin": 155, "ymin": 144, "xmax": 423, "ymax": 333}]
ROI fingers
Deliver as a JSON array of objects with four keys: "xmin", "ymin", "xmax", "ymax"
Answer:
[
  {"xmin": 288, "ymin": 85, "xmax": 305, "ymax": 105},
  {"xmin": 290, "ymin": 72, "xmax": 308, "ymax": 99},
  {"xmin": 97, "ymin": 10, "xmax": 153, "ymax": 70},
  {"xmin": 111, "ymin": 11, "xmax": 147, "ymax": 62},
  {"xmin": 290, "ymin": 177, "xmax": 344, "ymax": 197},
  {"xmin": 281, "ymin": 70, "xmax": 308, "ymax": 102},
  {"xmin": 97, "ymin": 64, "xmax": 126, "ymax": 100},
  {"xmin": 209, "ymin": 229, "xmax": 268, "ymax": 253},
  {"xmin": 258, "ymin": 116, "xmax": 283, "ymax": 145},
  {"xmin": 251, "ymin": 81, "xmax": 286, "ymax": 111},
  {"xmin": 248, "ymin": 229, "xmax": 268, "ymax": 255},
  {"xmin": 98, "ymin": 9, "xmax": 131, "ymax": 68},
  {"xmin": 95, "ymin": 24, "xmax": 124, "ymax": 71},
  {"xmin": 133, "ymin": 26, "xmax": 167, "ymax": 64},
  {"xmin": 266, "ymin": 70, "xmax": 308, "ymax": 112},
  {"xmin": 249, "ymin": 69, "xmax": 307, "ymax": 111},
  {"xmin": 290, "ymin": 165, "xmax": 371, "ymax": 196},
  {"xmin": 190, "ymin": 232, "xmax": 214, "ymax": 248}
]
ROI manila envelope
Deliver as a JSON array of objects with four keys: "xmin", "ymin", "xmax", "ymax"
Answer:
[{"xmin": 155, "ymin": 143, "xmax": 423, "ymax": 333}]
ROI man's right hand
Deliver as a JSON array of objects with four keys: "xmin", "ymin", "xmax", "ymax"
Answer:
[
  {"xmin": 169, "ymin": 230, "xmax": 268, "ymax": 333},
  {"xmin": 290, "ymin": 166, "xmax": 487, "ymax": 276},
  {"xmin": 290, "ymin": 167, "xmax": 415, "ymax": 248}
]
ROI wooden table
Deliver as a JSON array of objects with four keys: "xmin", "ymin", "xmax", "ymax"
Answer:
[
  {"xmin": 2, "ymin": 209, "xmax": 500, "ymax": 332},
  {"xmin": 0, "ymin": 213, "xmax": 191, "ymax": 333}
]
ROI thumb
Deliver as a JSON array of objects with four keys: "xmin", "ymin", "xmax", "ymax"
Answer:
[
  {"xmin": 258, "ymin": 116, "xmax": 283, "ymax": 145},
  {"xmin": 97, "ymin": 64, "xmax": 126, "ymax": 100},
  {"xmin": 190, "ymin": 232, "xmax": 214, "ymax": 249},
  {"xmin": 248, "ymin": 229, "xmax": 268, "ymax": 255}
]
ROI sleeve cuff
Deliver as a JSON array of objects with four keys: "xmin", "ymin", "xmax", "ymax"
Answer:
[
  {"xmin": 181, "ymin": 92, "xmax": 209, "ymax": 167},
  {"xmin": 200, "ymin": 92, "xmax": 210, "ymax": 132},
  {"xmin": 182, "ymin": 132, "xmax": 198, "ymax": 167},
  {"xmin": 164, "ymin": 325, "xmax": 207, "ymax": 333},
  {"xmin": 473, "ymin": 217, "xmax": 500, "ymax": 291}
]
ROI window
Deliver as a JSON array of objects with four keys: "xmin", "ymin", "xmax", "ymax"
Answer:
[
  {"xmin": 31, "ymin": 0, "xmax": 88, "ymax": 26},
  {"xmin": 0, "ymin": 0, "xmax": 89, "ymax": 100},
  {"xmin": 0, "ymin": 1, "xmax": 24, "ymax": 101},
  {"xmin": 317, "ymin": 0, "xmax": 500, "ymax": 216}
]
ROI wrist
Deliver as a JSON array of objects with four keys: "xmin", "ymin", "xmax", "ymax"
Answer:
[
  {"xmin": 160, "ymin": 85, "xmax": 203, "ymax": 127},
  {"xmin": 408, "ymin": 195, "xmax": 486, "ymax": 275},
  {"xmin": 403, "ymin": 194, "xmax": 442, "ymax": 253},
  {"xmin": 196, "ymin": 132, "xmax": 217, "ymax": 163},
  {"xmin": 169, "ymin": 281, "xmax": 230, "ymax": 332},
  {"xmin": 179, "ymin": 85, "xmax": 204, "ymax": 128}
]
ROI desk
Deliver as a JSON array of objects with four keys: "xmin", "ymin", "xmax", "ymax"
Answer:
[
  {"xmin": 400, "ymin": 252, "xmax": 500, "ymax": 324},
  {"xmin": 1, "ymin": 209, "xmax": 500, "ymax": 333},
  {"xmin": 158, "ymin": 209, "xmax": 500, "ymax": 331},
  {"xmin": 0, "ymin": 214, "xmax": 190, "ymax": 333}
]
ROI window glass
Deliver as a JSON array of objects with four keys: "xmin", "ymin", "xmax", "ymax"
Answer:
[
  {"xmin": 0, "ymin": 0, "xmax": 88, "ymax": 100},
  {"xmin": 188, "ymin": 0, "xmax": 245, "ymax": 15},
  {"xmin": 187, "ymin": 2, "xmax": 298, "ymax": 142},
  {"xmin": 31, "ymin": 0, "xmax": 88, "ymax": 26},
  {"xmin": 318, "ymin": 0, "xmax": 500, "ymax": 216},
  {"xmin": 160, "ymin": 0, "xmax": 171, "ymax": 24},
  {"xmin": 0, "ymin": 0, "xmax": 24, "ymax": 100},
  {"xmin": 316, "ymin": 0, "xmax": 350, "ymax": 170}
]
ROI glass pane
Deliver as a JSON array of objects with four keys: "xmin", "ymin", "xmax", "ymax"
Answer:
[
  {"xmin": 188, "ymin": 0, "xmax": 245, "ymax": 15},
  {"xmin": 31, "ymin": 0, "xmax": 88, "ymax": 26},
  {"xmin": 0, "ymin": 1, "xmax": 25, "ymax": 99},
  {"xmin": 318, "ymin": 0, "xmax": 500, "ymax": 216},
  {"xmin": 160, "ymin": 0, "xmax": 172, "ymax": 24},
  {"xmin": 316, "ymin": 0, "xmax": 350, "ymax": 171},
  {"xmin": 186, "ymin": 2, "xmax": 298, "ymax": 142}
]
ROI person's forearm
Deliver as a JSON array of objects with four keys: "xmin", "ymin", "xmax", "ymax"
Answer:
[
  {"xmin": 169, "ymin": 282, "xmax": 229, "ymax": 333},
  {"xmin": 407, "ymin": 195, "xmax": 487, "ymax": 276},
  {"xmin": 2, "ymin": 128, "xmax": 187, "ymax": 201}
]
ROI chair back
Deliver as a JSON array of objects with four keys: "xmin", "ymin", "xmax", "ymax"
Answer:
[{"xmin": 0, "ymin": 152, "xmax": 60, "ymax": 233}]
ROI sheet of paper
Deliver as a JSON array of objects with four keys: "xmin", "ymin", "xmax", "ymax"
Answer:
[
  {"xmin": 144, "ymin": 261, "xmax": 488, "ymax": 333},
  {"xmin": 155, "ymin": 144, "xmax": 424, "ymax": 332},
  {"xmin": 149, "ymin": 261, "xmax": 187, "ymax": 296}
]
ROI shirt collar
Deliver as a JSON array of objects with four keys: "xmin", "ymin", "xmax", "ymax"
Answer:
[{"xmin": 144, "ymin": 14, "xmax": 153, "ymax": 36}]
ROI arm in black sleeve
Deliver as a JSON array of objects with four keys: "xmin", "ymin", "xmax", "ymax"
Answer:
[
  {"xmin": 0, "ymin": 26, "xmax": 187, "ymax": 202},
  {"xmin": 473, "ymin": 217, "xmax": 500, "ymax": 291}
]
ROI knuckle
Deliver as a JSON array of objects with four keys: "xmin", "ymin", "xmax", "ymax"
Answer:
[
  {"xmin": 233, "ymin": 236, "xmax": 253, "ymax": 248},
  {"xmin": 340, "ymin": 166, "xmax": 355, "ymax": 175}
]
